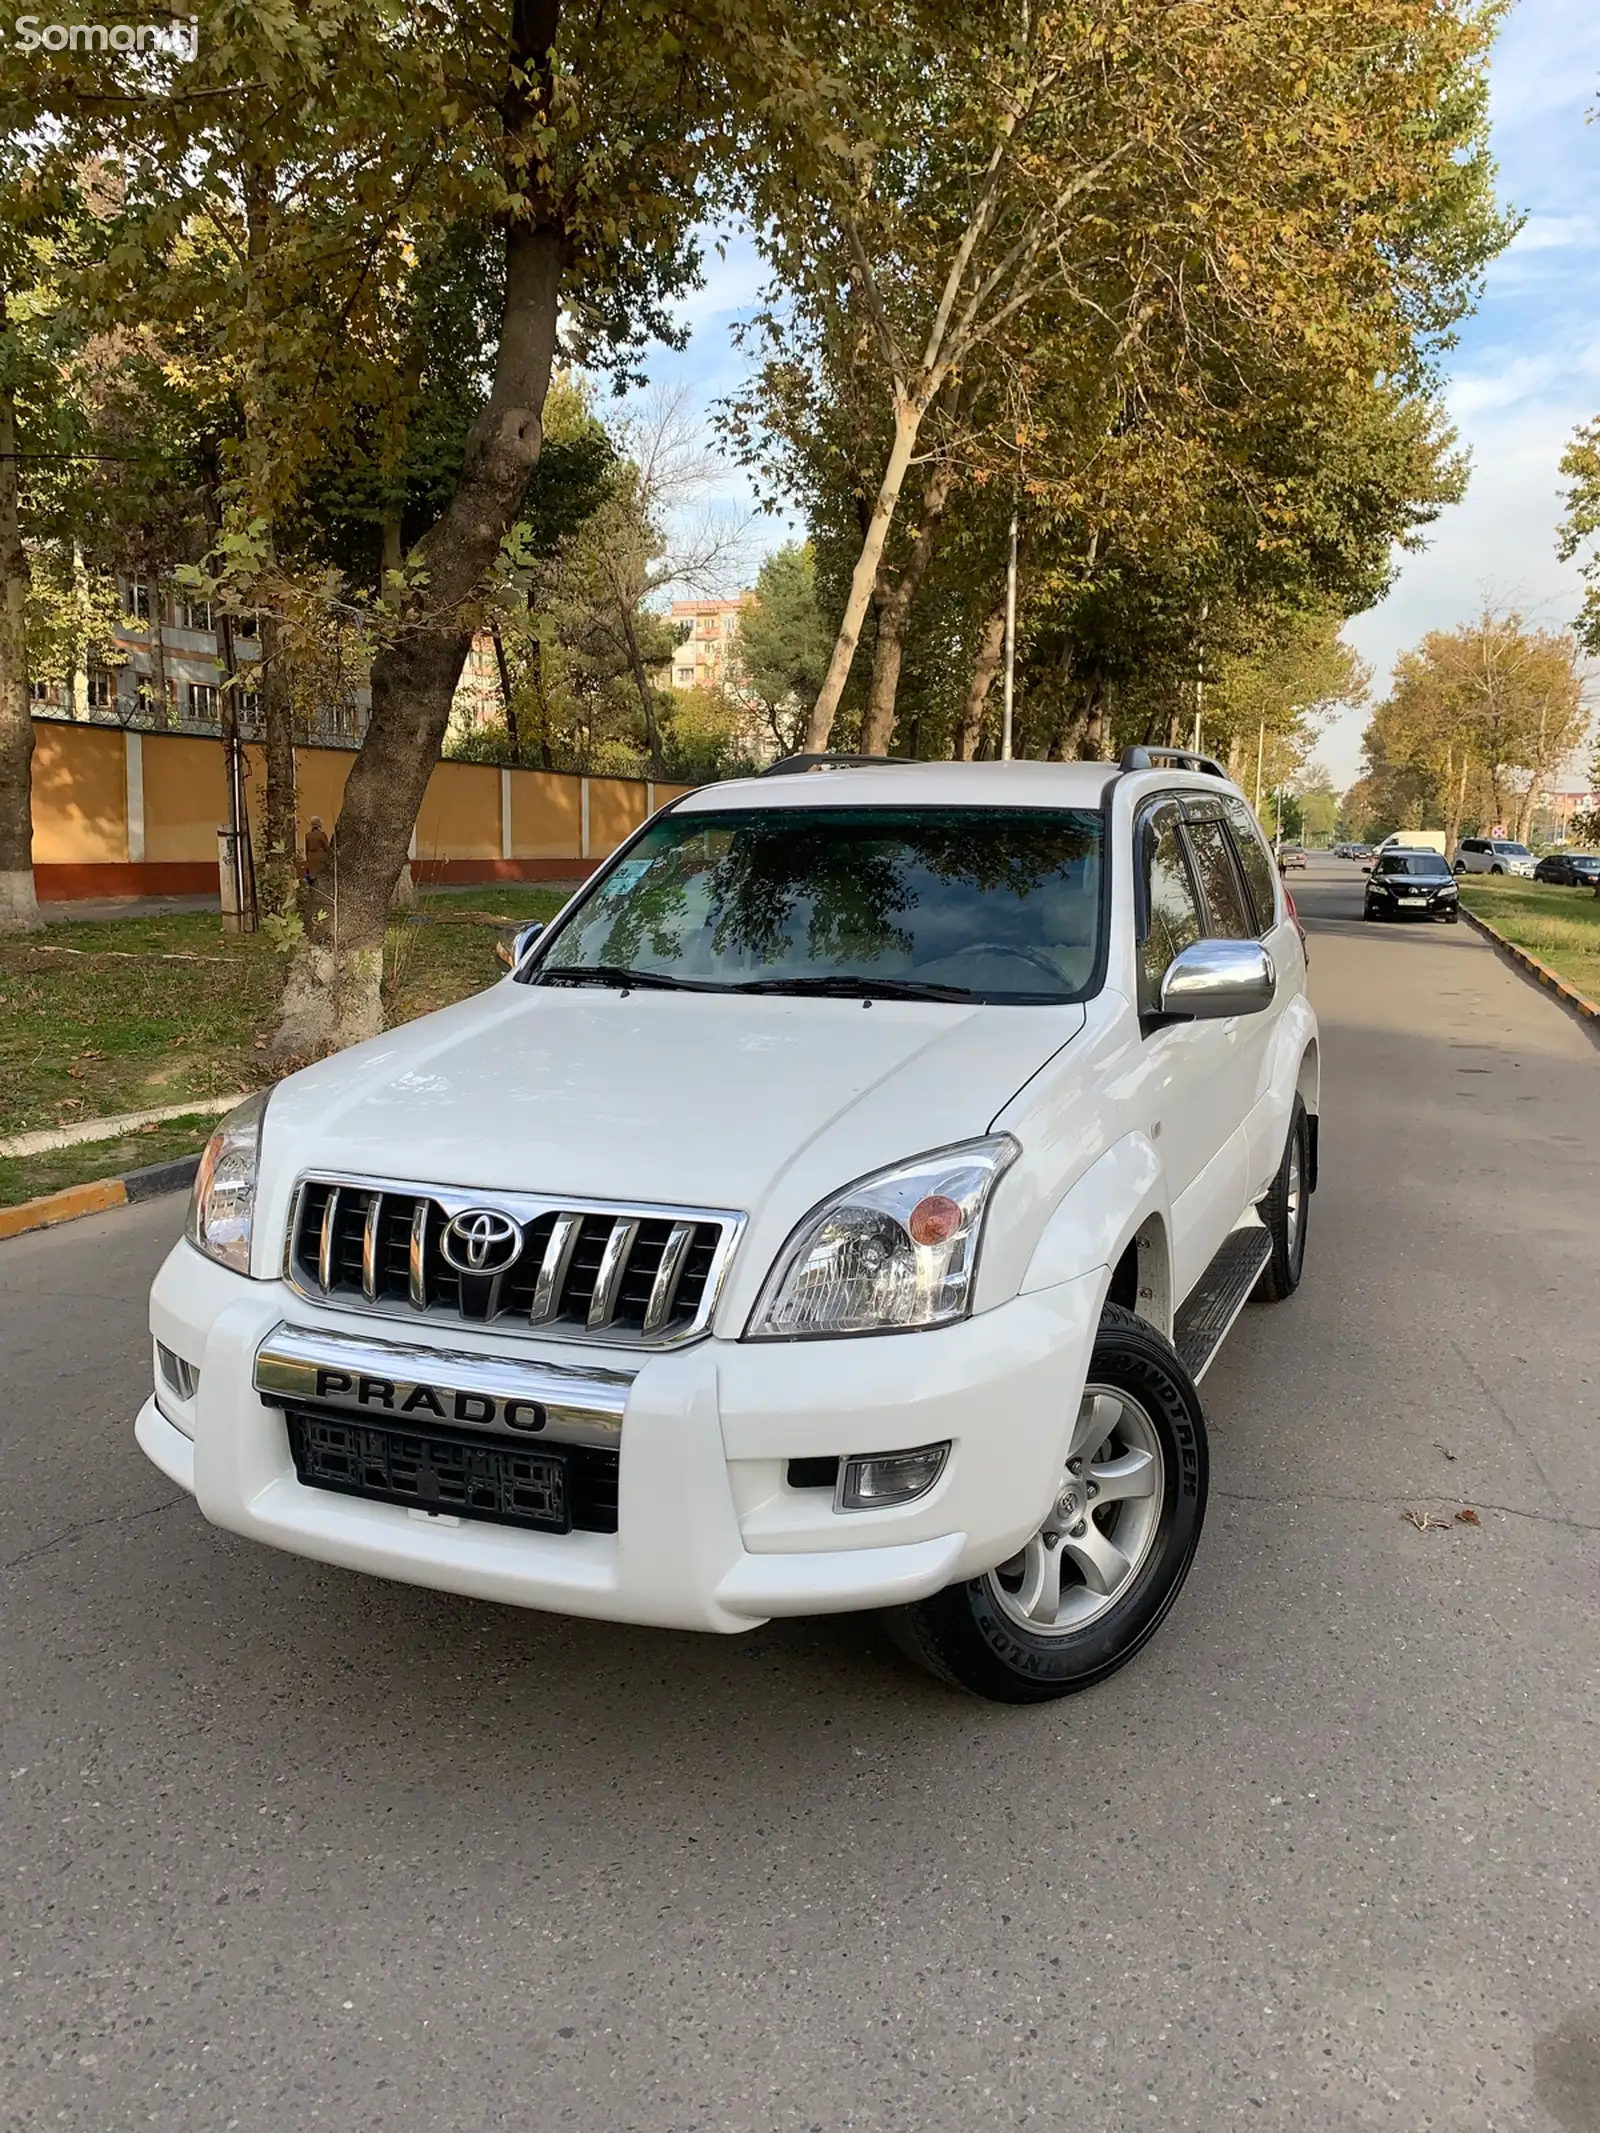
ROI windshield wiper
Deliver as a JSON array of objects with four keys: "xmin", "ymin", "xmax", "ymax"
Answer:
[
  {"xmin": 534, "ymin": 964, "xmax": 703, "ymax": 992},
  {"xmin": 727, "ymin": 974, "xmax": 977, "ymax": 1003}
]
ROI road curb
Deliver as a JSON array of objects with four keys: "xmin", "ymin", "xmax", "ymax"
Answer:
[
  {"xmin": 0, "ymin": 1093, "xmax": 247, "ymax": 1161},
  {"xmin": 1460, "ymin": 907, "xmax": 1600, "ymax": 1028},
  {"xmin": 0, "ymin": 1154, "xmax": 200, "ymax": 1244}
]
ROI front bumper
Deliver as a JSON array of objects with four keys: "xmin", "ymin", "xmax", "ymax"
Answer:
[
  {"xmin": 1367, "ymin": 893, "xmax": 1457, "ymax": 919},
  {"xmin": 142, "ymin": 1242, "xmax": 1103, "ymax": 1633}
]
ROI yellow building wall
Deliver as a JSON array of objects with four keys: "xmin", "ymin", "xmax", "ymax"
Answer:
[
  {"xmin": 28, "ymin": 719, "xmax": 692, "ymax": 873},
  {"xmin": 415, "ymin": 761, "xmax": 502, "ymax": 862},
  {"xmin": 293, "ymin": 748, "xmax": 356, "ymax": 848},
  {"xmin": 589, "ymin": 778, "xmax": 649, "ymax": 855},
  {"xmin": 509, "ymin": 771, "xmax": 582, "ymax": 859},
  {"xmin": 141, "ymin": 733, "xmax": 232, "ymax": 862},
  {"xmin": 30, "ymin": 724, "xmax": 127, "ymax": 863}
]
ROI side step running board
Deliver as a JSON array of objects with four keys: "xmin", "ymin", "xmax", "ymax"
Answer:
[{"xmin": 1173, "ymin": 1224, "xmax": 1272, "ymax": 1382}]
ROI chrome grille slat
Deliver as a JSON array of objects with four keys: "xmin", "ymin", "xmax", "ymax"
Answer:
[
  {"xmin": 530, "ymin": 1212, "xmax": 582, "ymax": 1325},
  {"xmin": 587, "ymin": 1217, "xmax": 641, "ymax": 1328},
  {"xmin": 643, "ymin": 1221, "xmax": 695, "ymax": 1335},
  {"xmin": 408, "ymin": 1201, "xmax": 428, "ymax": 1310},
  {"xmin": 318, "ymin": 1186, "xmax": 340, "ymax": 1292},
  {"xmin": 286, "ymin": 1176, "xmax": 741, "ymax": 1350},
  {"xmin": 360, "ymin": 1193, "xmax": 382, "ymax": 1302}
]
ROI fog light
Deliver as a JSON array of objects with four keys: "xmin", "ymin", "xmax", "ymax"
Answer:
[
  {"xmin": 838, "ymin": 1441, "xmax": 950, "ymax": 1511},
  {"xmin": 156, "ymin": 1341, "xmax": 199, "ymax": 1401}
]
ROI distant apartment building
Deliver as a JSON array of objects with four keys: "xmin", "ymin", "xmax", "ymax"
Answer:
[
  {"xmin": 28, "ymin": 573, "xmax": 485, "ymax": 744},
  {"xmin": 666, "ymin": 596, "xmax": 745, "ymax": 692}
]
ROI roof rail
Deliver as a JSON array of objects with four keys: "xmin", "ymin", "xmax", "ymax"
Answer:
[
  {"xmin": 1119, "ymin": 745, "xmax": 1229, "ymax": 780},
  {"xmin": 759, "ymin": 752, "xmax": 916, "ymax": 776}
]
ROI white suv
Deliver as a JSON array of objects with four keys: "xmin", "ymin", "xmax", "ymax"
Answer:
[
  {"xmin": 139, "ymin": 750, "xmax": 1318, "ymax": 1704},
  {"xmin": 1452, "ymin": 837, "xmax": 1536, "ymax": 878}
]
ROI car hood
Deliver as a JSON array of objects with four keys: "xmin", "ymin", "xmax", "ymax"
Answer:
[{"xmin": 259, "ymin": 980, "xmax": 1087, "ymax": 1228}]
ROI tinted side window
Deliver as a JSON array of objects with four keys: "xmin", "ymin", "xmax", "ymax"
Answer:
[
  {"xmin": 1221, "ymin": 797, "xmax": 1278, "ymax": 933},
  {"xmin": 1186, "ymin": 818, "xmax": 1254, "ymax": 938},
  {"xmin": 1139, "ymin": 806, "xmax": 1203, "ymax": 1003}
]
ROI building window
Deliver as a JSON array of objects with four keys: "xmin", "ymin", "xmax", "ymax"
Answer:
[
  {"xmin": 675, "ymin": 667, "xmax": 695, "ymax": 687},
  {"xmin": 189, "ymin": 681, "xmax": 220, "ymax": 720},
  {"xmin": 137, "ymin": 676, "xmax": 176, "ymax": 721},
  {"xmin": 87, "ymin": 667, "xmax": 116, "ymax": 710},
  {"xmin": 174, "ymin": 596, "xmax": 213, "ymax": 632},
  {"xmin": 30, "ymin": 676, "xmax": 59, "ymax": 704}
]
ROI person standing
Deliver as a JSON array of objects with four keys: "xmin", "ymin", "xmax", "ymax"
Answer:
[{"xmin": 303, "ymin": 815, "xmax": 331, "ymax": 884}]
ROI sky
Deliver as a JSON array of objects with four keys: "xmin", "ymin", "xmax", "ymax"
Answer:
[{"xmin": 634, "ymin": 1, "xmax": 1600, "ymax": 791}]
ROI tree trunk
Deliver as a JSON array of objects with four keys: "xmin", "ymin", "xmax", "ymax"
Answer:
[
  {"xmin": 1444, "ymin": 747, "xmax": 1470, "ymax": 859},
  {"xmin": 1078, "ymin": 678, "xmax": 1107, "ymax": 761},
  {"xmin": 0, "ymin": 294, "xmax": 40, "ymax": 934},
  {"xmin": 148, "ymin": 576, "xmax": 168, "ymax": 725},
  {"xmin": 257, "ymin": 609, "xmax": 298, "ymax": 926},
  {"xmin": 806, "ymin": 399, "xmax": 924, "ymax": 750},
  {"xmin": 617, "ymin": 596, "xmax": 664, "ymax": 774},
  {"xmin": 271, "ymin": 202, "xmax": 565, "ymax": 1059},
  {"xmin": 955, "ymin": 603, "xmax": 1006, "ymax": 760},
  {"xmin": 491, "ymin": 624, "xmax": 520, "ymax": 752},
  {"xmin": 860, "ymin": 453, "xmax": 957, "ymax": 755}
]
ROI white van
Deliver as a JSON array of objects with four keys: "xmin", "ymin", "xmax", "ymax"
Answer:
[{"xmin": 1372, "ymin": 830, "xmax": 1447, "ymax": 860}]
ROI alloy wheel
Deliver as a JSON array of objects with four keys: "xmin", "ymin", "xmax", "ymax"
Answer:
[{"xmin": 987, "ymin": 1385, "xmax": 1165, "ymax": 1635}]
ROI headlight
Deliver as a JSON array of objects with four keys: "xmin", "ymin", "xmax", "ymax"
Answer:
[
  {"xmin": 748, "ymin": 1136, "xmax": 1019, "ymax": 1339},
  {"xmin": 186, "ymin": 1090, "xmax": 269, "ymax": 1275}
]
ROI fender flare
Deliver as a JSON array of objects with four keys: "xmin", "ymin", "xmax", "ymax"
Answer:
[{"xmin": 1018, "ymin": 1132, "xmax": 1173, "ymax": 1334}]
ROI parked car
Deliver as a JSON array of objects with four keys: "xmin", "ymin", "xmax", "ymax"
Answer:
[
  {"xmin": 1453, "ymin": 836, "xmax": 1536, "ymax": 878},
  {"xmin": 1364, "ymin": 849, "xmax": 1460, "ymax": 922},
  {"xmin": 1278, "ymin": 844, "xmax": 1308, "ymax": 871},
  {"xmin": 140, "ymin": 746, "xmax": 1318, "ymax": 1706},
  {"xmin": 1533, "ymin": 850, "xmax": 1600, "ymax": 888}
]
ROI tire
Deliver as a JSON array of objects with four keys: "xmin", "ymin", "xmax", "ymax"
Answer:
[
  {"xmin": 1453, "ymin": 861, "xmax": 1466, "ymax": 875},
  {"xmin": 1491, "ymin": 864, "xmax": 1504, "ymax": 875},
  {"xmin": 885, "ymin": 1305, "xmax": 1208, "ymax": 1704},
  {"xmin": 1253, "ymin": 1096, "xmax": 1309, "ymax": 1302},
  {"xmin": 1445, "ymin": 911, "xmax": 1459, "ymax": 925}
]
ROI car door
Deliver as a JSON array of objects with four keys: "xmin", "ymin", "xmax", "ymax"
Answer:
[
  {"xmin": 1134, "ymin": 797, "xmax": 1247, "ymax": 1301},
  {"xmin": 1183, "ymin": 797, "xmax": 1277, "ymax": 1144}
]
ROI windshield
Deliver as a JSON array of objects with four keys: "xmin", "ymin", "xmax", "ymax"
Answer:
[
  {"xmin": 523, "ymin": 804, "xmax": 1105, "ymax": 1003},
  {"xmin": 1376, "ymin": 854, "xmax": 1451, "ymax": 877}
]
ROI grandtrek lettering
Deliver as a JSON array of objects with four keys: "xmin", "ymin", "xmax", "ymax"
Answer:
[{"xmin": 11, "ymin": 14, "xmax": 199, "ymax": 56}]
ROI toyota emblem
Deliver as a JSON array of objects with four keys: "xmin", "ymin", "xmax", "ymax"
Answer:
[{"xmin": 439, "ymin": 1207, "xmax": 524, "ymax": 1276}]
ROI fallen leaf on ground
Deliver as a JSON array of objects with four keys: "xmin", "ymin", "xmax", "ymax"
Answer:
[
  {"xmin": 1455, "ymin": 1507, "xmax": 1481, "ymax": 1526},
  {"xmin": 1402, "ymin": 1507, "xmax": 1452, "ymax": 1532}
]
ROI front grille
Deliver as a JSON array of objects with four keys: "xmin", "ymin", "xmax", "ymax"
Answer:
[
  {"xmin": 285, "ymin": 1176, "xmax": 740, "ymax": 1348},
  {"xmin": 285, "ymin": 1407, "xmax": 619, "ymax": 1534}
]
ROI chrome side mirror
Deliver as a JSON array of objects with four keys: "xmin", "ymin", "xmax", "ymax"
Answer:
[
  {"xmin": 498, "ymin": 921, "xmax": 545, "ymax": 972},
  {"xmin": 1159, "ymin": 938, "xmax": 1277, "ymax": 1020}
]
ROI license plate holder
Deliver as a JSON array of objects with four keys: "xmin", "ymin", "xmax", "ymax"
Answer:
[{"xmin": 286, "ymin": 1407, "xmax": 571, "ymax": 1533}]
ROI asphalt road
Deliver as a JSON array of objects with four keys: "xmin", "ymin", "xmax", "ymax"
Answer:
[{"xmin": 3, "ymin": 858, "xmax": 1597, "ymax": 2133}]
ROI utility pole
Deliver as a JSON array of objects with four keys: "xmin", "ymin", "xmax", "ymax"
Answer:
[
  {"xmin": 1254, "ymin": 723, "xmax": 1265, "ymax": 813},
  {"xmin": 1000, "ymin": 504, "xmax": 1018, "ymax": 761}
]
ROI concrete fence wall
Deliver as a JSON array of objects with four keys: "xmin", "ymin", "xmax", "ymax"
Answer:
[{"xmin": 28, "ymin": 718, "xmax": 696, "ymax": 901}]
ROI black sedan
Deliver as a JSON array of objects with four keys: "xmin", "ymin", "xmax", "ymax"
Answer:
[
  {"xmin": 1533, "ymin": 850, "xmax": 1600, "ymax": 887},
  {"xmin": 1364, "ymin": 850, "xmax": 1460, "ymax": 922}
]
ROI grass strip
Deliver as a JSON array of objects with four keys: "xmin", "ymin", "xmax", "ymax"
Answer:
[{"xmin": 1457, "ymin": 879, "xmax": 1600, "ymax": 1006}]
